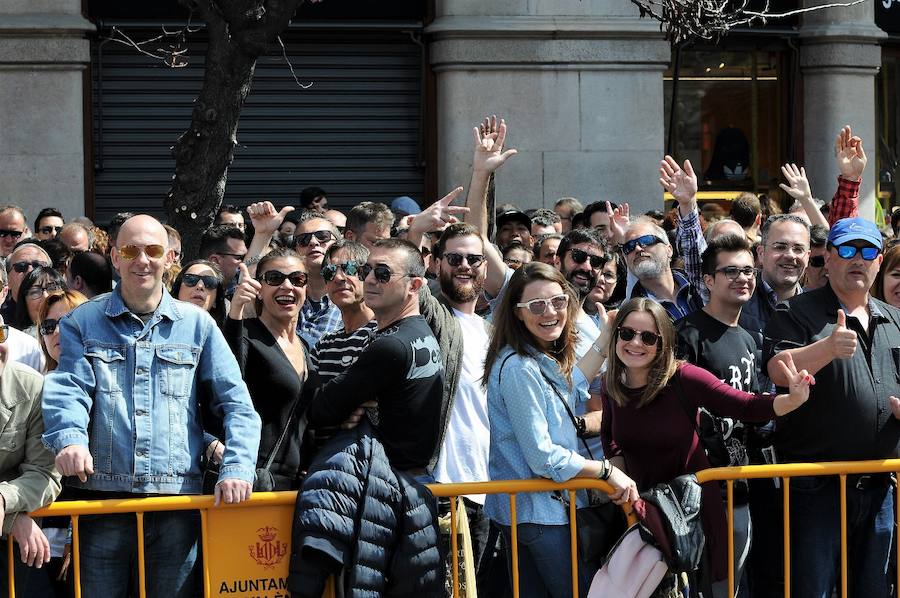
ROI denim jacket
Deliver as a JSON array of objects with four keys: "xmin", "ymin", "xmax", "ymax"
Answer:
[{"xmin": 42, "ymin": 288, "xmax": 261, "ymax": 494}]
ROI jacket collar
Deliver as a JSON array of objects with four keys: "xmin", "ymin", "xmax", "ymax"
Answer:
[{"xmin": 104, "ymin": 285, "xmax": 182, "ymax": 322}]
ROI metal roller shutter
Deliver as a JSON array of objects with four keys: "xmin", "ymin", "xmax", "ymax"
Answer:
[{"xmin": 91, "ymin": 23, "xmax": 425, "ymax": 224}]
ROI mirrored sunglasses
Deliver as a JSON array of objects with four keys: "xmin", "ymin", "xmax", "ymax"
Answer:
[
  {"xmin": 835, "ymin": 244, "xmax": 880, "ymax": 261},
  {"xmin": 621, "ymin": 234, "xmax": 665, "ymax": 256},
  {"xmin": 322, "ymin": 261, "xmax": 362, "ymax": 282}
]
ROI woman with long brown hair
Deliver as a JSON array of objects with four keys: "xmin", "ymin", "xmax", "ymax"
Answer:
[
  {"xmin": 483, "ymin": 261, "xmax": 638, "ymax": 598},
  {"xmin": 600, "ymin": 297, "xmax": 812, "ymax": 595}
]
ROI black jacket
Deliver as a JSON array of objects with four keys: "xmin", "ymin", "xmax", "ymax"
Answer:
[{"xmin": 288, "ymin": 422, "xmax": 443, "ymax": 598}]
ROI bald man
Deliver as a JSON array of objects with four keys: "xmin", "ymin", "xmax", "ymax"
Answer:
[{"xmin": 42, "ymin": 214, "xmax": 261, "ymax": 597}]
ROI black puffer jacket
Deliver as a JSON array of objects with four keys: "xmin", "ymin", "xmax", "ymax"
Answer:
[{"xmin": 287, "ymin": 423, "xmax": 443, "ymax": 598}]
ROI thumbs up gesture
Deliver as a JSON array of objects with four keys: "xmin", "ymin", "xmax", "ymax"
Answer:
[
  {"xmin": 229, "ymin": 262, "xmax": 262, "ymax": 320},
  {"xmin": 829, "ymin": 309, "xmax": 857, "ymax": 359}
]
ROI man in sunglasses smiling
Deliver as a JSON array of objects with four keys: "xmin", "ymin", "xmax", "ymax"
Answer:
[
  {"xmin": 41, "ymin": 214, "xmax": 261, "ymax": 597},
  {"xmin": 0, "ymin": 207, "xmax": 28, "ymax": 259},
  {"xmin": 1, "ymin": 242, "xmax": 51, "ymax": 325}
]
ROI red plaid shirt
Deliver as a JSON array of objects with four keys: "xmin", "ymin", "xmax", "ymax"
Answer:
[{"xmin": 828, "ymin": 176, "xmax": 860, "ymax": 227}]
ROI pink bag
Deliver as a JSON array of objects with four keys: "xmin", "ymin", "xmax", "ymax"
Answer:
[{"xmin": 587, "ymin": 525, "xmax": 668, "ymax": 598}]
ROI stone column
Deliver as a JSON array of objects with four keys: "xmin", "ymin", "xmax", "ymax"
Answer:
[
  {"xmin": 427, "ymin": 0, "xmax": 671, "ymax": 214},
  {"xmin": 800, "ymin": 0, "xmax": 884, "ymax": 221},
  {"xmin": 0, "ymin": 1, "xmax": 93, "ymax": 226}
]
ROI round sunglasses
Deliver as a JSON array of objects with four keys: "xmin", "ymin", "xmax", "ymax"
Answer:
[
  {"xmin": 443, "ymin": 252, "xmax": 485, "ymax": 268},
  {"xmin": 617, "ymin": 326, "xmax": 661, "ymax": 347}
]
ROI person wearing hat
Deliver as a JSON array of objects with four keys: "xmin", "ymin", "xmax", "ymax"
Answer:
[
  {"xmin": 495, "ymin": 209, "xmax": 532, "ymax": 250},
  {"xmin": 763, "ymin": 217, "xmax": 900, "ymax": 597}
]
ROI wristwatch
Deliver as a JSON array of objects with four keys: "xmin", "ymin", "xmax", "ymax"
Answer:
[
  {"xmin": 574, "ymin": 415, "xmax": 587, "ymax": 438},
  {"xmin": 599, "ymin": 459, "xmax": 613, "ymax": 481}
]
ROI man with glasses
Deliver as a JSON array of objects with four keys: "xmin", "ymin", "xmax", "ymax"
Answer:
[
  {"xmin": 292, "ymin": 211, "xmax": 343, "ymax": 346},
  {"xmin": 553, "ymin": 197, "xmax": 583, "ymax": 234},
  {"xmin": 42, "ymin": 214, "xmax": 261, "ymax": 597},
  {"xmin": 0, "ymin": 207, "xmax": 28, "ymax": 260},
  {"xmin": 676, "ymin": 233, "xmax": 760, "ymax": 595},
  {"xmin": 764, "ymin": 217, "xmax": 900, "ymax": 597},
  {"xmin": 804, "ymin": 224, "xmax": 829, "ymax": 291},
  {"xmin": 308, "ymin": 238, "xmax": 444, "ymax": 478},
  {"xmin": 0, "ymin": 243, "xmax": 51, "ymax": 326},
  {"xmin": 199, "ymin": 225, "xmax": 247, "ymax": 299},
  {"xmin": 33, "ymin": 208, "xmax": 64, "ymax": 241}
]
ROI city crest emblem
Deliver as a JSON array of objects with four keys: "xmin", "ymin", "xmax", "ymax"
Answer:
[{"xmin": 248, "ymin": 526, "xmax": 288, "ymax": 569}]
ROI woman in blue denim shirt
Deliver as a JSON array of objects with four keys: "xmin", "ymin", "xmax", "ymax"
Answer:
[{"xmin": 482, "ymin": 262, "xmax": 639, "ymax": 598}]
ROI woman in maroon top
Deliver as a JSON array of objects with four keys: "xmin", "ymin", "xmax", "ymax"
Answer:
[{"xmin": 599, "ymin": 297, "xmax": 812, "ymax": 592}]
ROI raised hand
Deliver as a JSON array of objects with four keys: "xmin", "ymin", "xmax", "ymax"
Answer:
[
  {"xmin": 779, "ymin": 163, "xmax": 813, "ymax": 202},
  {"xmin": 247, "ymin": 201, "xmax": 295, "ymax": 237},
  {"xmin": 593, "ymin": 303, "xmax": 618, "ymax": 353},
  {"xmin": 608, "ymin": 202, "xmax": 630, "ymax": 245},
  {"xmin": 409, "ymin": 187, "xmax": 468, "ymax": 236},
  {"xmin": 659, "ymin": 155, "xmax": 698, "ymax": 209},
  {"xmin": 229, "ymin": 262, "xmax": 262, "ymax": 320},
  {"xmin": 835, "ymin": 125, "xmax": 867, "ymax": 181},
  {"xmin": 829, "ymin": 309, "xmax": 857, "ymax": 359},
  {"xmin": 776, "ymin": 352, "xmax": 814, "ymax": 413},
  {"xmin": 472, "ymin": 116, "xmax": 518, "ymax": 174}
]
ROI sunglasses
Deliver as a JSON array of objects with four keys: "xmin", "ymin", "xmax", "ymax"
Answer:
[
  {"xmin": 621, "ymin": 234, "xmax": 665, "ymax": 256},
  {"xmin": 118, "ymin": 244, "xmax": 166, "ymax": 260},
  {"xmin": 295, "ymin": 230, "xmax": 335, "ymax": 247},
  {"xmin": 11, "ymin": 260, "xmax": 49, "ymax": 274},
  {"xmin": 0, "ymin": 325, "xmax": 8, "ymax": 343},
  {"xmin": 715, "ymin": 266, "xmax": 758, "ymax": 281},
  {"xmin": 39, "ymin": 318, "xmax": 59, "ymax": 336},
  {"xmin": 617, "ymin": 326, "xmax": 661, "ymax": 346},
  {"xmin": 570, "ymin": 248, "xmax": 607, "ymax": 269},
  {"xmin": 38, "ymin": 226, "xmax": 63, "ymax": 236},
  {"xmin": 259, "ymin": 270, "xmax": 308, "ymax": 287},
  {"xmin": 362, "ymin": 263, "xmax": 409, "ymax": 284},
  {"xmin": 0, "ymin": 230, "xmax": 23, "ymax": 240},
  {"xmin": 808, "ymin": 255, "xmax": 826, "ymax": 268},
  {"xmin": 322, "ymin": 261, "xmax": 363, "ymax": 282},
  {"xmin": 443, "ymin": 252, "xmax": 485, "ymax": 268},
  {"xmin": 26, "ymin": 282, "xmax": 63, "ymax": 300},
  {"xmin": 516, "ymin": 293, "xmax": 569, "ymax": 316},
  {"xmin": 835, "ymin": 244, "xmax": 880, "ymax": 261},
  {"xmin": 182, "ymin": 273, "xmax": 219, "ymax": 289}
]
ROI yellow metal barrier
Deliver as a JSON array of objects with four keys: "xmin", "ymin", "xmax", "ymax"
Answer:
[
  {"xmin": 695, "ymin": 458, "xmax": 900, "ymax": 598},
  {"xmin": 12, "ymin": 460, "xmax": 897, "ymax": 598}
]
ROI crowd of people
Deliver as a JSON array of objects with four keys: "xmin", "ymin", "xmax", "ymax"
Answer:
[{"xmin": 0, "ymin": 117, "xmax": 894, "ymax": 598}]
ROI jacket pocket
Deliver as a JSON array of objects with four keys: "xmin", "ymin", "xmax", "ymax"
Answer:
[
  {"xmin": 0, "ymin": 426, "xmax": 24, "ymax": 461},
  {"xmin": 84, "ymin": 345, "xmax": 127, "ymax": 395},
  {"xmin": 156, "ymin": 345, "xmax": 199, "ymax": 399}
]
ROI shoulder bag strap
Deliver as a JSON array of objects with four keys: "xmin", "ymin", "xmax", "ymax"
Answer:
[
  {"xmin": 537, "ymin": 370, "xmax": 596, "ymax": 461},
  {"xmin": 262, "ymin": 368, "xmax": 308, "ymax": 471}
]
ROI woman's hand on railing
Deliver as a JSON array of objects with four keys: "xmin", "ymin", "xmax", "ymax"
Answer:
[
  {"xmin": 11, "ymin": 514, "xmax": 50, "ymax": 568},
  {"xmin": 606, "ymin": 467, "xmax": 639, "ymax": 506}
]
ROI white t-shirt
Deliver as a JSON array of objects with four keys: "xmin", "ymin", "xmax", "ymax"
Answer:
[
  {"xmin": 433, "ymin": 309, "xmax": 491, "ymax": 504},
  {"xmin": 7, "ymin": 326, "xmax": 44, "ymax": 373},
  {"xmin": 573, "ymin": 309, "xmax": 604, "ymax": 460}
]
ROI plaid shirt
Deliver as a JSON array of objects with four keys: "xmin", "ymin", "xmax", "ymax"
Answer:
[
  {"xmin": 297, "ymin": 295, "xmax": 343, "ymax": 348},
  {"xmin": 675, "ymin": 207, "xmax": 710, "ymax": 305},
  {"xmin": 828, "ymin": 176, "xmax": 860, "ymax": 227}
]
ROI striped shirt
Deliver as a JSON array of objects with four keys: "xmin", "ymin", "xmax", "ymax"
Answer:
[{"xmin": 310, "ymin": 320, "xmax": 378, "ymax": 382}]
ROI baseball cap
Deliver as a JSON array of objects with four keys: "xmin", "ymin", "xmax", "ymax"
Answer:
[
  {"xmin": 827, "ymin": 217, "xmax": 882, "ymax": 250},
  {"xmin": 390, "ymin": 196, "xmax": 421, "ymax": 216},
  {"xmin": 496, "ymin": 209, "xmax": 532, "ymax": 229}
]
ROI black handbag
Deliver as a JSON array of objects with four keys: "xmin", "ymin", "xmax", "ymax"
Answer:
[
  {"xmin": 636, "ymin": 474, "xmax": 705, "ymax": 573},
  {"xmin": 538, "ymin": 371, "xmax": 627, "ymax": 570},
  {"xmin": 202, "ymin": 391, "xmax": 301, "ymax": 494}
]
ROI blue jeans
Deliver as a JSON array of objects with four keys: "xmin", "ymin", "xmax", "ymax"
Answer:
[
  {"xmin": 78, "ymin": 510, "xmax": 201, "ymax": 598},
  {"xmin": 789, "ymin": 475, "xmax": 893, "ymax": 598},
  {"xmin": 498, "ymin": 523, "xmax": 593, "ymax": 598}
]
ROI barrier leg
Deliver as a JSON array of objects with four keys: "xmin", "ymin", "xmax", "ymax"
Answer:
[
  {"xmin": 450, "ymin": 496, "xmax": 460, "ymax": 598},
  {"xmin": 72, "ymin": 515, "xmax": 81, "ymax": 598},
  {"xmin": 136, "ymin": 512, "xmax": 146, "ymax": 598},
  {"xmin": 509, "ymin": 494, "xmax": 518, "ymax": 598},
  {"xmin": 839, "ymin": 474, "xmax": 847, "ymax": 598},
  {"xmin": 783, "ymin": 477, "xmax": 790, "ymax": 598},
  {"xmin": 200, "ymin": 509, "xmax": 210, "ymax": 597},
  {"xmin": 568, "ymin": 490, "xmax": 578, "ymax": 598},
  {"xmin": 727, "ymin": 480, "xmax": 734, "ymax": 598},
  {"xmin": 7, "ymin": 534, "xmax": 13, "ymax": 598}
]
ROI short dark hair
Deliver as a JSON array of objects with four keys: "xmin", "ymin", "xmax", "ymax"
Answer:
[
  {"xmin": 583, "ymin": 201, "xmax": 617, "ymax": 227},
  {"xmin": 809, "ymin": 224, "xmax": 828, "ymax": 249},
  {"xmin": 69, "ymin": 250, "xmax": 113, "ymax": 296},
  {"xmin": 434, "ymin": 222, "xmax": 482, "ymax": 259},
  {"xmin": 108, "ymin": 212, "xmax": 135, "ymax": 246},
  {"xmin": 300, "ymin": 186, "xmax": 327, "ymax": 209},
  {"xmin": 534, "ymin": 232, "xmax": 564, "ymax": 255},
  {"xmin": 41, "ymin": 239, "xmax": 72, "ymax": 271},
  {"xmin": 34, "ymin": 208, "xmax": 64, "ymax": 231},
  {"xmin": 557, "ymin": 228, "xmax": 607, "ymax": 263},
  {"xmin": 530, "ymin": 209, "xmax": 561, "ymax": 227},
  {"xmin": 892, "ymin": 210, "xmax": 900, "ymax": 236},
  {"xmin": 730, "ymin": 192, "xmax": 762, "ymax": 228},
  {"xmin": 346, "ymin": 202, "xmax": 394, "ymax": 236},
  {"xmin": 199, "ymin": 225, "xmax": 245, "ymax": 258},
  {"xmin": 216, "ymin": 204, "xmax": 241, "ymax": 217},
  {"xmin": 372, "ymin": 238, "xmax": 425, "ymax": 278},
  {"xmin": 760, "ymin": 214, "xmax": 810, "ymax": 246},
  {"xmin": 324, "ymin": 239, "xmax": 369, "ymax": 265},
  {"xmin": 571, "ymin": 212, "xmax": 587, "ymax": 230},
  {"xmin": 701, "ymin": 233, "xmax": 753, "ymax": 276}
]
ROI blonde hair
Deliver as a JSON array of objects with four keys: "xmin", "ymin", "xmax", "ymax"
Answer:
[{"xmin": 602, "ymin": 297, "xmax": 680, "ymax": 407}]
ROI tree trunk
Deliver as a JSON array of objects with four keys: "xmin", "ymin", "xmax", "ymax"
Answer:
[{"xmin": 165, "ymin": 0, "xmax": 305, "ymax": 259}]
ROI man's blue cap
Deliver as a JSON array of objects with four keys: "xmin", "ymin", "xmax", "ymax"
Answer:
[
  {"xmin": 828, "ymin": 217, "xmax": 882, "ymax": 250},
  {"xmin": 391, "ymin": 196, "xmax": 421, "ymax": 216}
]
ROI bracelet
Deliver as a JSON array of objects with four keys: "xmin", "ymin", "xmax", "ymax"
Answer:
[
  {"xmin": 601, "ymin": 459, "xmax": 613, "ymax": 481},
  {"xmin": 244, "ymin": 254, "xmax": 262, "ymax": 266},
  {"xmin": 589, "ymin": 343, "xmax": 606, "ymax": 358}
]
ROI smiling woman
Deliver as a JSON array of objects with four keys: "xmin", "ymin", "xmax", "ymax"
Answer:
[{"xmin": 171, "ymin": 259, "xmax": 226, "ymax": 325}]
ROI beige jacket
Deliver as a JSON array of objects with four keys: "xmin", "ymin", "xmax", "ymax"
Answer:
[{"xmin": 0, "ymin": 362, "xmax": 61, "ymax": 534}]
